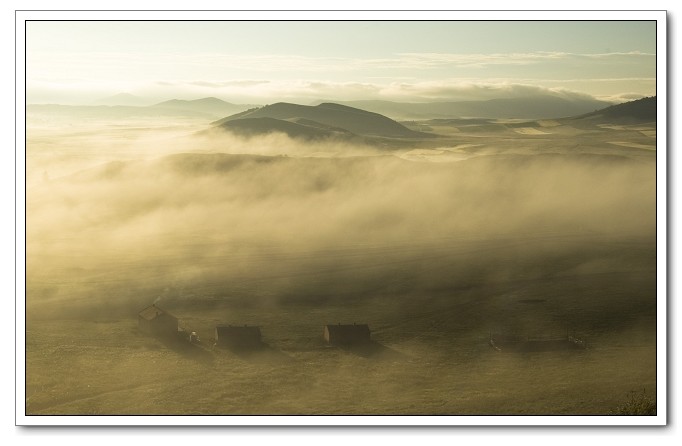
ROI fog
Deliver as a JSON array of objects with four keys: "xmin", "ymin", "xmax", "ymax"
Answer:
[
  {"xmin": 24, "ymin": 111, "xmax": 658, "ymax": 416},
  {"xmin": 26, "ymin": 116, "xmax": 655, "ymax": 319}
]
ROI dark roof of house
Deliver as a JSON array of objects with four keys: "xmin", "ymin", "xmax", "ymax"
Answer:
[
  {"xmin": 138, "ymin": 304, "xmax": 177, "ymax": 321},
  {"xmin": 215, "ymin": 325, "xmax": 262, "ymax": 336},
  {"xmin": 324, "ymin": 323, "xmax": 370, "ymax": 336}
]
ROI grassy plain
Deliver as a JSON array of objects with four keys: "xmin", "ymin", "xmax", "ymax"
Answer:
[{"xmin": 26, "ymin": 260, "xmax": 656, "ymax": 415}]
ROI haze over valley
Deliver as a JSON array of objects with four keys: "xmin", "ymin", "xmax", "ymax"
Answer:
[{"xmin": 24, "ymin": 20, "xmax": 659, "ymax": 417}]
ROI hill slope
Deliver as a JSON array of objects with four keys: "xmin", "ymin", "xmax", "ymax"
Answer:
[
  {"xmin": 213, "ymin": 102, "xmax": 433, "ymax": 138},
  {"xmin": 572, "ymin": 96, "xmax": 656, "ymax": 122},
  {"xmin": 216, "ymin": 117, "xmax": 356, "ymax": 141}
]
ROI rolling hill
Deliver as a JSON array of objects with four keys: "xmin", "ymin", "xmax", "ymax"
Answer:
[
  {"xmin": 212, "ymin": 102, "xmax": 434, "ymax": 139},
  {"xmin": 571, "ymin": 96, "xmax": 656, "ymax": 122},
  {"xmin": 216, "ymin": 117, "xmax": 356, "ymax": 141}
]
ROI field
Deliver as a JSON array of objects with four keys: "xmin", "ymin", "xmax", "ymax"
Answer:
[
  {"xmin": 24, "ymin": 109, "xmax": 658, "ymax": 416},
  {"xmin": 26, "ymin": 260, "xmax": 656, "ymax": 415}
]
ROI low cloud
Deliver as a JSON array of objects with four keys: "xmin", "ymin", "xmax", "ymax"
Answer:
[
  {"xmin": 188, "ymin": 80, "xmax": 271, "ymax": 88},
  {"xmin": 596, "ymin": 92, "xmax": 651, "ymax": 103},
  {"xmin": 395, "ymin": 51, "xmax": 654, "ymax": 67},
  {"xmin": 378, "ymin": 81, "xmax": 604, "ymax": 102},
  {"xmin": 27, "ymin": 48, "xmax": 655, "ymax": 104},
  {"xmin": 26, "ymin": 119, "xmax": 656, "ymax": 318},
  {"xmin": 30, "ymin": 79, "xmax": 619, "ymax": 105},
  {"xmin": 30, "ymin": 49, "xmax": 654, "ymax": 75}
]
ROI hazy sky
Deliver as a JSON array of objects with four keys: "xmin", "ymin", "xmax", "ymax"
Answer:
[{"xmin": 26, "ymin": 20, "xmax": 657, "ymax": 104}]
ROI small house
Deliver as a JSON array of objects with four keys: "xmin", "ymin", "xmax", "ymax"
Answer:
[
  {"xmin": 323, "ymin": 323, "xmax": 371, "ymax": 345},
  {"xmin": 215, "ymin": 325, "xmax": 262, "ymax": 349},
  {"xmin": 138, "ymin": 304, "xmax": 178, "ymax": 338}
]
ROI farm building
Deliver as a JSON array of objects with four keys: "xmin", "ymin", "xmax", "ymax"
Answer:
[
  {"xmin": 324, "ymin": 323, "xmax": 371, "ymax": 345},
  {"xmin": 138, "ymin": 304, "xmax": 179, "ymax": 338},
  {"xmin": 215, "ymin": 325, "xmax": 262, "ymax": 349}
]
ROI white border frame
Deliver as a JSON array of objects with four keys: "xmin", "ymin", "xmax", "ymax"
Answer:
[{"xmin": 15, "ymin": 9, "xmax": 667, "ymax": 427}]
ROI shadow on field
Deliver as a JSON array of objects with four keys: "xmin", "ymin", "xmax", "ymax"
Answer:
[
  {"xmin": 218, "ymin": 341, "xmax": 293, "ymax": 363},
  {"xmin": 158, "ymin": 337, "xmax": 214, "ymax": 365},
  {"xmin": 338, "ymin": 340, "xmax": 406, "ymax": 360}
]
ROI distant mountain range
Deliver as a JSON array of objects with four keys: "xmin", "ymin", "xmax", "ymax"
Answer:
[
  {"xmin": 86, "ymin": 91, "xmax": 612, "ymax": 120},
  {"xmin": 92, "ymin": 93, "xmax": 151, "ymax": 106},
  {"xmin": 151, "ymin": 97, "xmax": 253, "ymax": 117},
  {"xmin": 27, "ymin": 104, "xmax": 216, "ymax": 120},
  {"xmin": 29, "ymin": 95, "xmax": 653, "ymax": 134},
  {"xmin": 310, "ymin": 96, "xmax": 613, "ymax": 120},
  {"xmin": 28, "ymin": 96, "xmax": 258, "ymax": 120},
  {"xmin": 212, "ymin": 102, "xmax": 433, "ymax": 139}
]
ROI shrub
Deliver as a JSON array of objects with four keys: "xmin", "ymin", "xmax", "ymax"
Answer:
[{"xmin": 614, "ymin": 389, "xmax": 656, "ymax": 415}]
